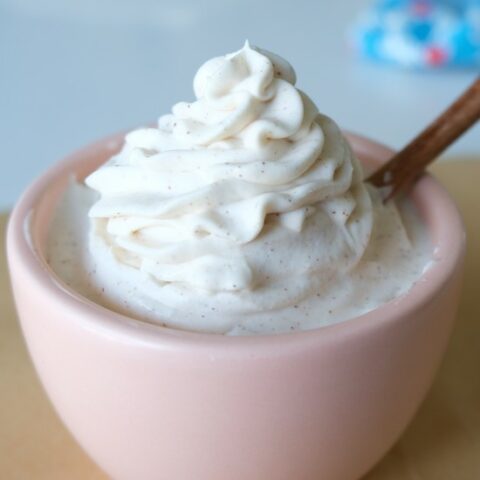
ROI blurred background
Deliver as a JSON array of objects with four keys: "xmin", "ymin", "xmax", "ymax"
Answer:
[{"xmin": 2, "ymin": 0, "xmax": 479, "ymax": 210}]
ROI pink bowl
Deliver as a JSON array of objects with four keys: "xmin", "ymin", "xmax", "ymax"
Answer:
[{"xmin": 7, "ymin": 132, "xmax": 465, "ymax": 480}]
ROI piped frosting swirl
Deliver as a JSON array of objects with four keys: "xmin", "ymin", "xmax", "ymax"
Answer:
[{"xmin": 85, "ymin": 42, "xmax": 373, "ymax": 322}]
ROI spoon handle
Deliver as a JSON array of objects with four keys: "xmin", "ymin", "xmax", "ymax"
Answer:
[{"xmin": 367, "ymin": 77, "xmax": 480, "ymax": 198}]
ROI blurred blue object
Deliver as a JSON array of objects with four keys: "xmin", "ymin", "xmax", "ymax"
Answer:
[{"xmin": 352, "ymin": 0, "xmax": 480, "ymax": 68}]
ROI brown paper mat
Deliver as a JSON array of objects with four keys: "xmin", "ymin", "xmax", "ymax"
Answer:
[{"xmin": 1, "ymin": 161, "xmax": 479, "ymax": 480}]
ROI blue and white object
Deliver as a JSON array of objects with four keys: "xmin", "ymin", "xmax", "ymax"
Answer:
[{"xmin": 352, "ymin": 0, "xmax": 480, "ymax": 68}]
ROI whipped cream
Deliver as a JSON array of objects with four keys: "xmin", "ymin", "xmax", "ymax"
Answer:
[{"xmin": 46, "ymin": 43, "xmax": 431, "ymax": 335}]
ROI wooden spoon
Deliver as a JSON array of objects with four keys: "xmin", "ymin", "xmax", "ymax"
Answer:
[{"xmin": 366, "ymin": 77, "xmax": 480, "ymax": 200}]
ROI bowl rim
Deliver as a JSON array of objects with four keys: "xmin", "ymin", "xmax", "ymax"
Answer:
[{"xmin": 6, "ymin": 130, "xmax": 466, "ymax": 353}]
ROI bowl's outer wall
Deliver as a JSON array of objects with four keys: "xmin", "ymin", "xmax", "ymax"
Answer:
[
  {"xmin": 7, "ymin": 133, "xmax": 466, "ymax": 480},
  {"xmin": 9, "ymin": 265, "xmax": 463, "ymax": 480}
]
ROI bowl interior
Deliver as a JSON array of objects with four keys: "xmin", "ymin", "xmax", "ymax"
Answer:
[{"xmin": 9, "ymin": 131, "xmax": 466, "ymax": 347}]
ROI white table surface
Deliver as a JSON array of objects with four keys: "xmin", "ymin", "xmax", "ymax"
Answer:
[{"xmin": 2, "ymin": 0, "xmax": 479, "ymax": 210}]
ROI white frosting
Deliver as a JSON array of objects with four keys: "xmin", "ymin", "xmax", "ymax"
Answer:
[
  {"xmin": 85, "ymin": 43, "xmax": 372, "ymax": 311},
  {"xmin": 46, "ymin": 43, "xmax": 431, "ymax": 335}
]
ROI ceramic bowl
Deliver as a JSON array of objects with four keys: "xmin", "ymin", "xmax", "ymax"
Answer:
[{"xmin": 7, "ymin": 132, "xmax": 465, "ymax": 480}]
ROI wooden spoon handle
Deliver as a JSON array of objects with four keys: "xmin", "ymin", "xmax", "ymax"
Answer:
[{"xmin": 367, "ymin": 77, "xmax": 480, "ymax": 198}]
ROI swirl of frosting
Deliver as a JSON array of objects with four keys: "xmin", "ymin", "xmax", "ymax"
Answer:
[{"xmin": 85, "ymin": 42, "xmax": 373, "ymax": 315}]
